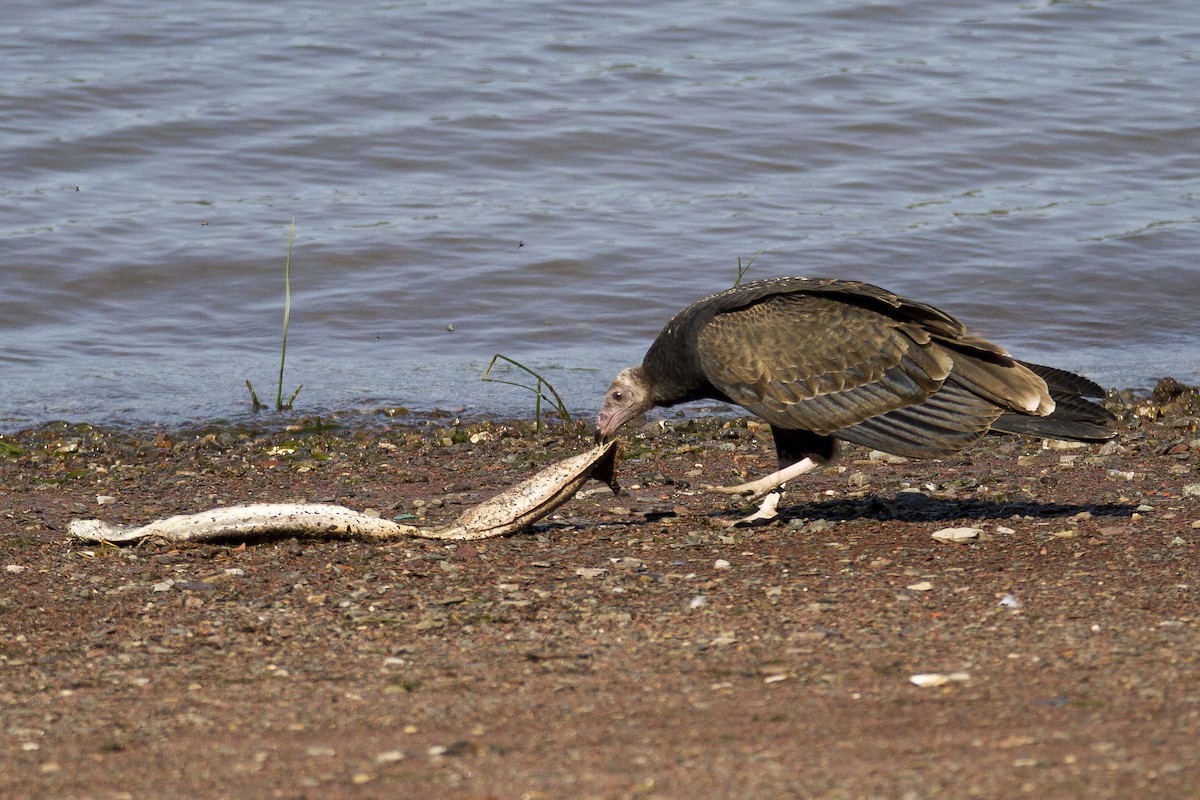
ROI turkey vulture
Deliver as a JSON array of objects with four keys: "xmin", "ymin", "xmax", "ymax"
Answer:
[{"xmin": 596, "ymin": 277, "xmax": 1116, "ymax": 498}]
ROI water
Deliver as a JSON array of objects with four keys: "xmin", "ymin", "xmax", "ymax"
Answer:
[{"xmin": 3, "ymin": 0, "xmax": 1198, "ymax": 430}]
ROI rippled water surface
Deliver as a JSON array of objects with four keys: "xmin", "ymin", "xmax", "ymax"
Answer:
[{"xmin": 3, "ymin": 0, "xmax": 1198, "ymax": 429}]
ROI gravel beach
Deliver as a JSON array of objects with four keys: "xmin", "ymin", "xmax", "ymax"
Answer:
[{"xmin": 2, "ymin": 381, "xmax": 1198, "ymax": 799}]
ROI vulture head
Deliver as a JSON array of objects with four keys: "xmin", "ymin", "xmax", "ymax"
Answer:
[{"xmin": 596, "ymin": 367, "xmax": 653, "ymax": 441}]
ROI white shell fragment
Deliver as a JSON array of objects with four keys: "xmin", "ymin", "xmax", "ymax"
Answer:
[
  {"xmin": 70, "ymin": 440, "xmax": 619, "ymax": 545},
  {"xmin": 931, "ymin": 526, "xmax": 982, "ymax": 544},
  {"xmin": 909, "ymin": 672, "xmax": 970, "ymax": 687}
]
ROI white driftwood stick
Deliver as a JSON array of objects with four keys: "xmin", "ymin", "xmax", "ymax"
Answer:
[{"xmin": 70, "ymin": 440, "xmax": 619, "ymax": 544}]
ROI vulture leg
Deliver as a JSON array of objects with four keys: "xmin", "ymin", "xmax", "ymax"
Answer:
[
  {"xmin": 705, "ymin": 455, "xmax": 822, "ymax": 499},
  {"xmin": 706, "ymin": 427, "xmax": 837, "ymax": 499}
]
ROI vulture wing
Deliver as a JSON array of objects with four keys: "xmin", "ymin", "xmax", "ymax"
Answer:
[{"xmin": 693, "ymin": 281, "xmax": 1056, "ymax": 458}]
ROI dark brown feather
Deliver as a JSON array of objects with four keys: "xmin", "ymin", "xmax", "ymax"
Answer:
[{"xmin": 634, "ymin": 276, "xmax": 1114, "ymax": 462}]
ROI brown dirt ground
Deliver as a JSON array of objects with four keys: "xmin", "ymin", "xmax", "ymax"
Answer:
[{"xmin": 2, "ymin": 382, "xmax": 1199, "ymax": 800}]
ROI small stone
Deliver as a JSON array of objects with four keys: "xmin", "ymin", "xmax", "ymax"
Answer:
[
  {"xmin": 1182, "ymin": 484, "xmax": 1200, "ymax": 497},
  {"xmin": 5, "ymin": 565, "xmax": 24, "ymax": 574},
  {"xmin": 375, "ymin": 750, "xmax": 406, "ymax": 763},
  {"xmin": 714, "ymin": 559, "xmax": 731, "ymax": 570},
  {"xmin": 906, "ymin": 581, "xmax": 933, "ymax": 592},
  {"xmin": 306, "ymin": 746, "xmax": 336, "ymax": 757},
  {"xmin": 413, "ymin": 611, "xmax": 446, "ymax": 630},
  {"xmin": 688, "ymin": 595, "xmax": 706, "ymax": 609},
  {"xmin": 574, "ymin": 567, "xmax": 606, "ymax": 578},
  {"xmin": 931, "ymin": 527, "xmax": 981, "ymax": 544},
  {"xmin": 1044, "ymin": 439, "xmax": 1086, "ymax": 450},
  {"xmin": 910, "ymin": 671, "xmax": 969, "ymax": 687},
  {"xmin": 96, "ymin": 495, "xmax": 117, "ymax": 505}
]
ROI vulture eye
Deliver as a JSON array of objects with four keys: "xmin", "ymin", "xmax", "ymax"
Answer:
[{"xmin": 611, "ymin": 390, "xmax": 624, "ymax": 401}]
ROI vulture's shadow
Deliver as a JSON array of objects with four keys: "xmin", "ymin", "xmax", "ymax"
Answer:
[{"xmin": 752, "ymin": 493, "xmax": 1137, "ymax": 524}]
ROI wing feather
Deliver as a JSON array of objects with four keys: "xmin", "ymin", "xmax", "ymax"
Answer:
[
  {"xmin": 834, "ymin": 378, "xmax": 1004, "ymax": 457},
  {"xmin": 646, "ymin": 276, "xmax": 1111, "ymax": 458},
  {"xmin": 695, "ymin": 293, "xmax": 951, "ymax": 434}
]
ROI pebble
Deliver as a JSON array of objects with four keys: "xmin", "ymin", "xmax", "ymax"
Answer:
[
  {"xmin": 713, "ymin": 559, "xmax": 731, "ymax": 570},
  {"xmin": 1182, "ymin": 483, "xmax": 1200, "ymax": 497},
  {"xmin": 906, "ymin": 581, "xmax": 933, "ymax": 592},
  {"xmin": 5, "ymin": 564, "xmax": 24, "ymax": 574},
  {"xmin": 910, "ymin": 672, "xmax": 969, "ymax": 687},
  {"xmin": 931, "ymin": 527, "xmax": 981, "ymax": 544}
]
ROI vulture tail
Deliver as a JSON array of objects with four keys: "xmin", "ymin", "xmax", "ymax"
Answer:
[
  {"xmin": 991, "ymin": 361, "xmax": 1116, "ymax": 442},
  {"xmin": 991, "ymin": 397, "xmax": 1116, "ymax": 442}
]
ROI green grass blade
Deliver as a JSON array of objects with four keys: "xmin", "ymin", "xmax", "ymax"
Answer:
[
  {"xmin": 276, "ymin": 218, "xmax": 296, "ymax": 410},
  {"xmin": 482, "ymin": 354, "xmax": 572, "ymax": 432},
  {"xmin": 733, "ymin": 250, "xmax": 763, "ymax": 287}
]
